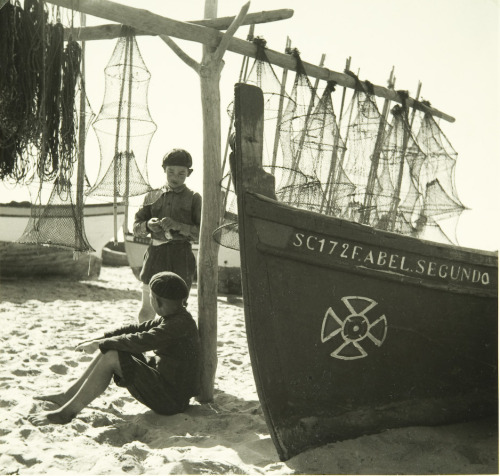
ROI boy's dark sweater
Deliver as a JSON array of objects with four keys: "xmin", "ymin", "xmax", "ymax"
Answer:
[{"xmin": 99, "ymin": 309, "xmax": 200, "ymax": 400}]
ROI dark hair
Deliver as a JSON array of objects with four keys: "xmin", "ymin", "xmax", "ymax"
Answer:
[{"xmin": 162, "ymin": 149, "xmax": 192, "ymax": 169}]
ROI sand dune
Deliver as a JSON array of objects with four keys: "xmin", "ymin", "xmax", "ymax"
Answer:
[{"xmin": 0, "ymin": 266, "xmax": 497, "ymax": 475}]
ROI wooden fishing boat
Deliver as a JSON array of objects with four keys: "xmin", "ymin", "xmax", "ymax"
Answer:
[
  {"xmin": 102, "ymin": 240, "xmax": 129, "ymax": 267},
  {"xmin": 233, "ymin": 83, "xmax": 498, "ymax": 461},
  {"xmin": 0, "ymin": 201, "xmax": 125, "ymax": 279},
  {"xmin": 124, "ymin": 231, "xmax": 242, "ymax": 294}
]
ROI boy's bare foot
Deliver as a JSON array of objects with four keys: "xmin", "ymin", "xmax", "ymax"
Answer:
[
  {"xmin": 34, "ymin": 393, "xmax": 68, "ymax": 407},
  {"xmin": 28, "ymin": 410, "xmax": 74, "ymax": 426}
]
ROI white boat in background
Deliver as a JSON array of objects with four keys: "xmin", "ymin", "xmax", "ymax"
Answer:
[
  {"xmin": 124, "ymin": 231, "xmax": 242, "ymax": 294},
  {"xmin": 0, "ymin": 201, "xmax": 125, "ymax": 279}
]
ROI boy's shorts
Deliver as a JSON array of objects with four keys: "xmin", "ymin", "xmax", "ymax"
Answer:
[
  {"xmin": 114, "ymin": 351, "xmax": 188, "ymax": 415},
  {"xmin": 140, "ymin": 241, "xmax": 196, "ymax": 290}
]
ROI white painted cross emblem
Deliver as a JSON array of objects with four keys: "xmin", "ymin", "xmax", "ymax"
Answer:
[{"xmin": 321, "ymin": 296, "xmax": 387, "ymax": 360}]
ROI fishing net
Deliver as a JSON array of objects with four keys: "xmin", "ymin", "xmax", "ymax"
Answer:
[
  {"xmin": 215, "ymin": 45, "xmax": 465, "ymax": 249},
  {"xmin": 313, "ymin": 82, "xmax": 381, "ymax": 224},
  {"xmin": 214, "ymin": 38, "xmax": 291, "ymax": 250},
  {"xmin": 0, "ymin": 0, "xmax": 80, "ymax": 184},
  {"xmin": 88, "ymin": 31, "xmax": 156, "ymax": 199},
  {"xmin": 18, "ymin": 176, "xmax": 94, "ymax": 252},
  {"xmin": 370, "ymin": 103, "xmax": 426, "ymax": 234},
  {"xmin": 410, "ymin": 111, "xmax": 466, "ymax": 244}
]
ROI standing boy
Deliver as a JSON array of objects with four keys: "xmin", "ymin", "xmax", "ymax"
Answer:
[
  {"xmin": 29, "ymin": 271, "xmax": 201, "ymax": 425},
  {"xmin": 134, "ymin": 148, "xmax": 202, "ymax": 322}
]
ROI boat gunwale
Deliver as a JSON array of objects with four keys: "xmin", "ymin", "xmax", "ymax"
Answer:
[
  {"xmin": 0, "ymin": 202, "xmax": 126, "ymax": 218},
  {"xmin": 245, "ymin": 191, "xmax": 498, "ymax": 264}
]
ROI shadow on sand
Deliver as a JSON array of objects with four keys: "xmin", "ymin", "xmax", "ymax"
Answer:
[{"xmin": 0, "ymin": 276, "xmax": 141, "ymax": 303}]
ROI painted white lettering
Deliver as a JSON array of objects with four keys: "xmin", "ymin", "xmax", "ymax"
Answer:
[
  {"xmin": 293, "ymin": 233, "xmax": 304, "ymax": 247},
  {"xmin": 416, "ymin": 260, "xmax": 425, "ymax": 274},
  {"xmin": 377, "ymin": 251, "xmax": 387, "ymax": 266},
  {"xmin": 364, "ymin": 251, "xmax": 374, "ymax": 264},
  {"xmin": 388, "ymin": 254, "xmax": 399, "ymax": 269},
  {"xmin": 472, "ymin": 269, "xmax": 481, "ymax": 283},
  {"xmin": 481, "ymin": 273, "xmax": 490, "ymax": 285},
  {"xmin": 461, "ymin": 267, "xmax": 471, "ymax": 281},
  {"xmin": 318, "ymin": 238, "xmax": 325, "ymax": 253},
  {"xmin": 328, "ymin": 241, "xmax": 338, "ymax": 254},
  {"xmin": 340, "ymin": 243, "xmax": 349, "ymax": 258},
  {"xmin": 427, "ymin": 261, "xmax": 437, "ymax": 277},
  {"xmin": 352, "ymin": 245, "xmax": 362, "ymax": 261},
  {"xmin": 400, "ymin": 256, "xmax": 410, "ymax": 272},
  {"xmin": 306, "ymin": 235, "xmax": 317, "ymax": 251},
  {"xmin": 450, "ymin": 266, "xmax": 460, "ymax": 280},
  {"xmin": 438, "ymin": 264, "xmax": 448, "ymax": 278}
]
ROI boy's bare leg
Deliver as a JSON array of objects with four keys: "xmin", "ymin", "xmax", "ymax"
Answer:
[
  {"xmin": 35, "ymin": 352, "xmax": 103, "ymax": 407},
  {"xmin": 138, "ymin": 284, "xmax": 155, "ymax": 323},
  {"xmin": 29, "ymin": 350, "xmax": 123, "ymax": 425}
]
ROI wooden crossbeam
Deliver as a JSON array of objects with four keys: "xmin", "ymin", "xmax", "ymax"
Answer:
[
  {"xmin": 63, "ymin": 9, "xmax": 294, "ymax": 41},
  {"xmin": 47, "ymin": 0, "xmax": 454, "ymax": 122}
]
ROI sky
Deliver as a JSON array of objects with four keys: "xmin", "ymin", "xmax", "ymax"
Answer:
[{"xmin": 2, "ymin": 0, "xmax": 499, "ymax": 251}]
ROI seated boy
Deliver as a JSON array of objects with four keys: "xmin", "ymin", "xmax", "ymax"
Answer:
[{"xmin": 29, "ymin": 272, "xmax": 201, "ymax": 425}]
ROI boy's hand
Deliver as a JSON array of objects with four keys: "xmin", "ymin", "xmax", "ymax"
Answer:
[
  {"xmin": 147, "ymin": 218, "xmax": 163, "ymax": 233},
  {"xmin": 75, "ymin": 340, "xmax": 101, "ymax": 354},
  {"xmin": 160, "ymin": 217, "xmax": 181, "ymax": 231}
]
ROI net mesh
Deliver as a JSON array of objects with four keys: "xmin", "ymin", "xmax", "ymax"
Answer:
[
  {"xmin": 0, "ymin": 1, "xmax": 81, "ymax": 185},
  {"xmin": 216, "ymin": 46, "xmax": 465, "ymax": 249},
  {"xmin": 18, "ymin": 176, "xmax": 94, "ymax": 252},
  {"xmin": 87, "ymin": 31, "xmax": 156, "ymax": 198}
]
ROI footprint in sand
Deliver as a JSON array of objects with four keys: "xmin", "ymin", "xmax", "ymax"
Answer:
[
  {"xmin": 49, "ymin": 364, "xmax": 68, "ymax": 375},
  {"xmin": 0, "ymin": 399, "xmax": 16, "ymax": 408},
  {"xmin": 10, "ymin": 453, "xmax": 41, "ymax": 468},
  {"xmin": 11, "ymin": 369, "xmax": 41, "ymax": 377},
  {"xmin": 70, "ymin": 421, "xmax": 88, "ymax": 433},
  {"xmin": 19, "ymin": 428, "xmax": 33, "ymax": 439}
]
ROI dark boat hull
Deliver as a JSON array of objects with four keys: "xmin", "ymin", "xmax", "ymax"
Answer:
[{"xmin": 233, "ymin": 83, "xmax": 498, "ymax": 461}]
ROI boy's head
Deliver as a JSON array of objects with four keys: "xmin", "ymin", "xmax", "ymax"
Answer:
[
  {"xmin": 162, "ymin": 149, "xmax": 193, "ymax": 189},
  {"xmin": 149, "ymin": 271, "xmax": 189, "ymax": 315}
]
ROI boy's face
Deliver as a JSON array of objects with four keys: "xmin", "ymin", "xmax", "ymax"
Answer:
[
  {"xmin": 150, "ymin": 291, "xmax": 183, "ymax": 315},
  {"xmin": 164, "ymin": 165, "xmax": 189, "ymax": 189}
]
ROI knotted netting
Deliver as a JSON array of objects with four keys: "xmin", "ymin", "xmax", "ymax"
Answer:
[
  {"xmin": 214, "ymin": 38, "xmax": 291, "ymax": 250},
  {"xmin": 371, "ymin": 103, "xmax": 426, "ymax": 234},
  {"xmin": 327, "ymin": 85, "xmax": 385, "ymax": 224},
  {"xmin": 0, "ymin": 0, "xmax": 82, "ymax": 185},
  {"xmin": 87, "ymin": 31, "xmax": 156, "ymax": 200},
  {"xmin": 410, "ymin": 111, "xmax": 466, "ymax": 244},
  {"xmin": 18, "ymin": 176, "xmax": 94, "ymax": 252},
  {"xmin": 214, "ymin": 44, "xmax": 466, "ymax": 249}
]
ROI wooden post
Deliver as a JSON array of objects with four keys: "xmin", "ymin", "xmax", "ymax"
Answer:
[
  {"xmin": 159, "ymin": 1, "xmax": 250, "ymax": 402},
  {"xmin": 76, "ymin": 14, "xmax": 87, "ymax": 250},
  {"xmin": 197, "ymin": 37, "xmax": 222, "ymax": 404},
  {"xmin": 361, "ymin": 67, "xmax": 395, "ymax": 225},
  {"xmin": 196, "ymin": 0, "xmax": 253, "ymax": 403}
]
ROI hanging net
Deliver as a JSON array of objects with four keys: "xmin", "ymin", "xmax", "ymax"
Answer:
[
  {"xmin": 410, "ymin": 111, "xmax": 466, "ymax": 244},
  {"xmin": 18, "ymin": 176, "xmax": 94, "ymax": 252},
  {"xmin": 327, "ymin": 85, "xmax": 387, "ymax": 224},
  {"xmin": 215, "ymin": 47, "xmax": 466, "ymax": 248},
  {"xmin": 0, "ymin": 0, "xmax": 81, "ymax": 185},
  {"xmin": 214, "ymin": 38, "xmax": 291, "ymax": 250},
  {"xmin": 87, "ymin": 30, "xmax": 156, "ymax": 199}
]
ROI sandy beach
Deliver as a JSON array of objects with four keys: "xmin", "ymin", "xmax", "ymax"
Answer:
[{"xmin": 0, "ymin": 265, "xmax": 497, "ymax": 475}]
